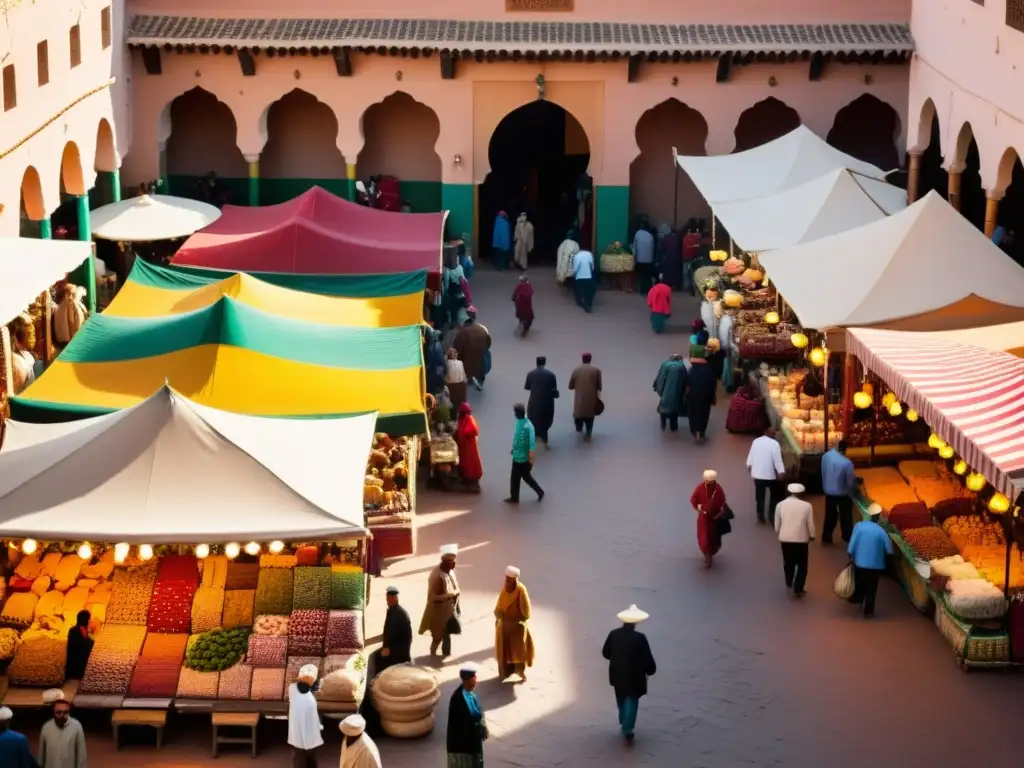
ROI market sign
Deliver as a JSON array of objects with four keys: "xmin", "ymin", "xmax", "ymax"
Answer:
[{"xmin": 506, "ymin": 0, "xmax": 574, "ymax": 10}]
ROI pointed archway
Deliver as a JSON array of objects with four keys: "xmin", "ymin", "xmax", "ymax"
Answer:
[
  {"xmin": 827, "ymin": 94, "xmax": 901, "ymax": 171},
  {"xmin": 19, "ymin": 166, "xmax": 46, "ymax": 237},
  {"xmin": 358, "ymin": 92, "xmax": 442, "ymax": 213},
  {"xmin": 165, "ymin": 87, "xmax": 247, "ymax": 203},
  {"xmin": 629, "ymin": 99, "xmax": 709, "ymax": 235},
  {"xmin": 954, "ymin": 123, "xmax": 986, "ymax": 231},
  {"xmin": 733, "ymin": 98, "xmax": 800, "ymax": 153},
  {"xmin": 260, "ymin": 89, "xmax": 347, "ymax": 204},
  {"xmin": 995, "ymin": 148, "xmax": 1024, "ymax": 266}
]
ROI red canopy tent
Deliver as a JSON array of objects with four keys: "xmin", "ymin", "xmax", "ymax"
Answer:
[{"xmin": 171, "ymin": 187, "xmax": 446, "ymax": 275}]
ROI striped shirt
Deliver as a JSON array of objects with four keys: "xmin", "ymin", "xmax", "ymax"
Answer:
[{"xmin": 511, "ymin": 418, "xmax": 536, "ymax": 462}]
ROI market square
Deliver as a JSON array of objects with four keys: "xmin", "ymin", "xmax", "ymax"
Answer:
[{"xmin": 2, "ymin": 1, "xmax": 1024, "ymax": 767}]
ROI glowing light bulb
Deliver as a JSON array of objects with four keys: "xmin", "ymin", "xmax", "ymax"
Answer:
[
  {"xmin": 965, "ymin": 473, "xmax": 987, "ymax": 492},
  {"xmin": 881, "ymin": 393, "xmax": 897, "ymax": 409},
  {"xmin": 21, "ymin": 539, "xmax": 38, "ymax": 555},
  {"xmin": 269, "ymin": 541, "xmax": 285, "ymax": 554},
  {"xmin": 139, "ymin": 544, "xmax": 154, "ymax": 561},
  {"xmin": 245, "ymin": 542, "xmax": 261, "ymax": 556},
  {"xmin": 939, "ymin": 444, "xmax": 955, "ymax": 459},
  {"xmin": 77, "ymin": 543, "xmax": 93, "ymax": 560},
  {"xmin": 114, "ymin": 542, "xmax": 130, "ymax": 564},
  {"xmin": 195, "ymin": 544, "xmax": 210, "ymax": 559},
  {"xmin": 808, "ymin": 347, "xmax": 827, "ymax": 367},
  {"xmin": 989, "ymin": 493, "xmax": 1011, "ymax": 514},
  {"xmin": 225, "ymin": 542, "xmax": 241, "ymax": 559},
  {"xmin": 927, "ymin": 433, "xmax": 945, "ymax": 450},
  {"xmin": 790, "ymin": 332, "xmax": 809, "ymax": 349},
  {"xmin": 953, "ymin": 460, "xmax": 967, "ymax": 476},
  {"xmin": 764, "ymin": 311, "xmax": 780, "ymax": 326},
  {"xmin": 905, "ymin": 409, "xmax": 919, "ymax": 422},
  {"xmin": 852, "ymin": 391, "xmax": 873, "ymax": 410},
  {"xmin": 888, "ymin": 401, "xmax": 903, "ymax": 417}
]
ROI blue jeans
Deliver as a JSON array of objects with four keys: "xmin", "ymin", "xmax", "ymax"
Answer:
[{"xmin": 616, "ymin": 693, "xmax": 639, "ymax": 735}]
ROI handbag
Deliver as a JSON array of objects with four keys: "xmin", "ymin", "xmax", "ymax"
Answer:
[
  {"xmin": 715, "ymin": 516, "xmax": 733, "ymax": 536},
  {"xmin": 834, "ymin": 564, "xmax": 855, "ymax": 600},
  {"xmin": 445, "ymin": 614, "xmax": 462, "ymax": 635},
  {"xmin": 594, "ymin": 397, "xmax": 605, "ymax": 416},
  {"xmin": 721, "ymin": 503, "xmax": 735, "ymax": 521}
]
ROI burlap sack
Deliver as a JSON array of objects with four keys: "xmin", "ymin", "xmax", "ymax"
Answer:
[
  {"xmin": 373, "ymin": 664, "xmax": 437, "ymax": 702},
  {"xmin": 381, "ymin": 711, "xmax": 434, "ymax": 739},
  {"xmin": 375, "ymin": 687, "xmax": 441, "ymax": 723}
]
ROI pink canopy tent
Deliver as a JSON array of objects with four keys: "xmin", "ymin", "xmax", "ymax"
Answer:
[{"xmin": 171, "ymin": 187, "xmax": 446, "ymax": 275}]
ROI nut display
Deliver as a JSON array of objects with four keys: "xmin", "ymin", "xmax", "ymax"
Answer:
[
  {"xmin": 253, "ymin": 615, "xmax": 289, "ymax": 636},
  {"xmin": 901, "ymin": 527, "xmax": 959, "ymax": 561},
  {"xmin": 324, "ymin": 610, "xmax": 363, "ymax": 655},
  {"xmin": 79, "ymin": 624, "xmax": 147, "ymax": 695},
  {"xmin": 247, "ymin": 635, "xmax": 287, "ymax": 667},
  {"xmin": 191, "ymin": 586, "xmax": 226, "ymax": 633},
  {"xmin": 7, "ymin": 636, "xmax": 66, "ymax": 686},
  {"xmin": 250, "ymin": 666, "xmax": 286, "ymax": 701},
  {"xmin": 217, "ymin": 662, "xmax": 254, "ymax": 700},
  {"xmin": 176, "ymin": 666, "xmax": 220, "ymax": 699},
  {"xmin": 255, "ymin": 569, "xmax": 294, "ymax": 616},
  {"xmin": 106, "ymin": 564, "xmax": 158, "ymax": 625},
  {"xmin": 288, "ymin": 609, "xmax": 329, "ymax": 655},
  {"xmin": 292, "ymin": 567, "xmax": 331, "ymax": 610},
  {"xmin": 330, "ymin": 566, "xmax": 365, "ymax": 610},
  {"xmin": 221, "ymin": 590, "xmax": 255, "ymax": 629},
  {"xmin": 0, "ymin": 628, "xmax": 21, "ymax": 660}
]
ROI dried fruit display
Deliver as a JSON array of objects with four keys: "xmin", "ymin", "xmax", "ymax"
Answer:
[
  {"xmin": 191, "ymin": 587, "xmax": 226, "ymax": 633},
  {"xmin": 250, "ymin": 666, "xmax": 286, "ymax": 701},
  {"xmin": 53, "ymin": 554, "xmax": 85, "ymax": 592},
  {"xmin": 221, "ymin": 590, "xmax": 255, "ymax": 628},
  {"xmin": 1, "ymin": 593, "xmax": 39, "ymax": 628},
  {"xmin": 7, "ymin": 636, "xmax": 66, "ymax": 686},
  {"xmin": 324, "ymin": 610, "xmax": 363, "ymax": 655},
  {"xmin": 30, "ymin": 576, "xmax": 51, "ymax": 596},
  {"xmin": 79, "ymin": 624, "xmax": 147, "ymax": 695},
  {"xmin": 61, "ymin": 587, "xmax": 91, "ymax": 623},
  {"xmin": 34, "ymin": 590, "xmax": 64, "ymax": 620},
  {"xmin": 107, "ymin": 564, "xmax": 158, "ymax": 625},
  {"xmin": 247, "ymin": 635, "xmax": 287, "ymax": 667},
  {"xmin": 259, "ymin": 555, "xmax": 298, "ymax": 569},
  {"xmin": 15, "ymin": 554, "xmax": 43, "ymax": 580},
  {"xmin": 201, "ymin": 556, "xmax": 229, "ymax": 588},
  {"xmin": 40, "ymin": 552, "xmax": 62, "ymax": 578},
  {"xmin": 224, "ymin": 562, "xmax": 260, "ymax": 590},
  {"xmin": 146, "ymin": 580, "xmax": 197, "ymax": 634},
  {"xmin": 0, "ymin": 628, "xmax": 21, "ymax": 660},
  {"xmin": 902, "ymin": 527, "xmax": 959, "ymax": 561},
  {"xmin": 292, "ymin": 568, "xmax": 331, "ymax": 610},
  {"xmin": 253, "ymin": 615, "xmax": 289, "ymax": 636},
  {"xmin": 157, "ymin": 555, "xmax": 200, "ymax": 584},
  {"xmin": 218, "ymin": 663, "xmax": 254, "ymax": 700},
  {"xmin": 176, "ymin": 666, "xmax": 220, "ymax": 699},
  {"xmin": 330, "ymin": 566, "xmax": 365, "ymax": 610},
  {"xmin": 289, "ymin": 609, "xmax": 329, "ymax": 655},
  {"xmin": 255, "ymin": 569, "xmax": 294, "ymax": 616},
  {"xmin": 128, "ymin": 633, "xmax": 188, "ymax": 698},
  {"xmin": 184, "ymin": 627, "xmax": 251, "ymax": 672},
  {"xmin": 285, "ymin": 656, "xmax": 322, "ymax": 685},
  {"xmin": 943, "ymin": 515, "xmax": 1005, "ymax": 551},
  {"xmin": 80, "ymin": 551, "xmax": 115, "ymax": 581},
  {"xmin": 886, "ymin": 503, "xmax": 933, "ymax": 532}
]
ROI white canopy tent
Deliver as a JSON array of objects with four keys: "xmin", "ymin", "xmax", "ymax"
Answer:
[
  {"xmin": 759, "ymin": 191, "xmax": 1024, "ymax": 331},
  {"xmin": 921, "ymin": 321, "xmax": 1024, "ymax": 357},
  {"xmin": 673, "ymin": 125, "xmax": 890, "ymax": 206},
  {"xmin": 90, "ymin": 194, "xmax": 221, "ymax": 242},
  {"xmin": 0, "ymin": 238, "xmax": 92, "ymax": 325},
  {"xmin": 0, "ymin": 386, "xmax": 375, "ymax": 542},
  {"xmin": 713, "ymin": 168, "xmax": 907, "ymax": 253}
]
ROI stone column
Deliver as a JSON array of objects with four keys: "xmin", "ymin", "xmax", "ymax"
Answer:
[
  {"xmin": 75, "ymin": 195, "xmax": 96, "ymax": 314},
  {"xmin": 947, "ymin": 167, "xmax": 963, "ymax": 212},
  {"xmin": 346, "ymin": 163, "xmax": 357, "ymax": 203},
  {"xmin": 245, "ymin": 155, "xmax": 260, "ymax": 207},
  {"xmin": 984, "ymin": 194, "xmax": 1001, "ymax": 239},
  {"xmin": 906, "ymin": 152, "xmax": 921, "ymax": 204},
  {"xmin": 39, "ymin": 218, "xmax": 52, "ymax": 239},
  {"xmin": 108, "ymin": 170, "xmax": 122, "ymax": 203}
]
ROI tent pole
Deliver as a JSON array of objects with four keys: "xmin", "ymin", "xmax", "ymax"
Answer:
[
  {"xmin": 869, "ymin": 373, "xmax": 878, "ymax": 467},
  {"xmin": 672, "ymin": 163, "xmax": 680, "ymax": 230},
  {"xmin": 842, "ymin": 352, "xmax": 856, "ymax": 441},
  {"xmin": 711, "ymin": 211, "xmax": 716, "ymax": 248},
  {"xmin": 823, "ymin": 349, "xmax": 830, "ymax": 454}
]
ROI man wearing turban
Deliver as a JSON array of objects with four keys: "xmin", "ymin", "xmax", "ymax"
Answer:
[
  {"xmin": 339, "ymin": 715, "xmax": 382, "ymax": 768},
  {"xmin": 493, "ymin": 566, "xmax": 535, "ymax": 682}
]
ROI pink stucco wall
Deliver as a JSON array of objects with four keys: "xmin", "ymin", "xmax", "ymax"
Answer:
[
  {"xmin": 0, "ymin": 0, "xmax": 130, "ymax": 236},
  {"xmin": 908, "ymin": 0, "xmax": 1024, "ymax": 197},
  {"xmin": 358, "ymin": 94, "xmax": 442, "ymax": 181}
]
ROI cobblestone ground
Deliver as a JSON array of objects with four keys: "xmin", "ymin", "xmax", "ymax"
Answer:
[{"xmin": 18, "ymin": 269, "xmax": 1024, "ymax": 766}]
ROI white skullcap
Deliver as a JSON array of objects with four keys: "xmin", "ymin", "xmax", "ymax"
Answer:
[
  {"xmin": 703, "ymin": 470, "xmax": 718, "ymax": 482},
  {"xmin": 505, "ymin": 566, "xmax": 520, "ymax": 578},
  {"xmin": 339, "ymin": 714, "xmax": 366, "ymax": 736},
  {"xmin": 298, "ymin": 664, "xmax": 319, "ymax": 681},
  {"xmin": 458, "ymin": 662, "xmax": 478, "ymax": 679},
  {"xmin": 867, "ymin": 503, "xmax": 883, "ymax": 517},
  {"xmin": 788, "ymin": 483, "xmax": 806, "ymax": 494},
  {"xmin": 42, "ymin": 689, "xmax": 65, "ymax": 704},
  {"xmin": 0, "ymin": 706, "xmax": 12, "ymax": 721},
  {"xmin": 616, "ymin": 604, "xmax": 650, "ymax": 624},
  {"xmin": 440, "ymin": 543, "xmax": 459, "ymax": 557}
]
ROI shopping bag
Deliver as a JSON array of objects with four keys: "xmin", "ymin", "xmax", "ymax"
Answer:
[{"xmin": 834, "ymin": 565, "xmax": 855, "ymax": 600}]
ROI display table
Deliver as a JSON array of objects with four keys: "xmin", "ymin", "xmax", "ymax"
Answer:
[
  {"xmin": 599, "ymin": 252, "xmax": 635, "ymax": 291},
  {"xmin": 112, "ymin": 708, "xmax": 167, "ymax": 750}
]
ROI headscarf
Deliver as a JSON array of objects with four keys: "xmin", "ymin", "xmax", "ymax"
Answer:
[
  {"xmin": 691, "ymin": 318, "xmax": 706, "ymax": 334},
  {"xmin": 458, "ymin": 402, "xmax": 472, "ymax": 418}
]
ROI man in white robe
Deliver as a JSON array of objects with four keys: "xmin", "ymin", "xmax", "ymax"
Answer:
[
  {"xmin": 288, "ymin": 664, "xmax": 324, "ymax": 767},
  {"xmin": 339, "ymin": 715, "xmax": 382, "ymax": 768},
  {"xmin": 38, "ymin": 693, "xmax": 87, "ymax": 768}
]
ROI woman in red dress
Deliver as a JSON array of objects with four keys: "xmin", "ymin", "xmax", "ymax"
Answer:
[
  {"xmin": 690, "ymin": 469, "xmax": 727, "ymax": 568},
  {"xmin": 455, "ymin": 402, "xmax": 484, "ymax": 492}
]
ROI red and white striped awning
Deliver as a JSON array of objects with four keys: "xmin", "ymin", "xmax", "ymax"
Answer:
[{"xmin": 847, "ymin": 327, "xmax": 1024, "ymax": 499}]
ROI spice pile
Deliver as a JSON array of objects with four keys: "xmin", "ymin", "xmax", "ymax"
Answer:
[
  {"xmin": 902, "ymin": 527, "xmax": 959, "ymax": 561},
  {"xmin": 79, "ymin": 624, "xmax": 148, "ymax": 695},
  {"xmin": 255, "ymin": 569, "xmax": 294, "ymax": 616},
  {"xmin": 129, "ymin": 633, "xmax": 189, "ymax": 698}
]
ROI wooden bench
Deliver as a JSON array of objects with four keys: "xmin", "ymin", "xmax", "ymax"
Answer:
[
  {"xmin": 212, "ymin": 712, "xmax": 260, "ymax": 758},
  {"xmin": 111, "ymin": 709, "xmax": 167, "ymax": 749}
]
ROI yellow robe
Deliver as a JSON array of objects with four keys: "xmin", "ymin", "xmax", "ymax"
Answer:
[{"xmin": 494, "ymin": 582, "xmax": 535, "ymax": 668}]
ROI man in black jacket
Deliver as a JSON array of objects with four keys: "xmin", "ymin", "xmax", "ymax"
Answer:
[
  {"xmin": 601, "ymin": 604, "xmax": 657, "ymax": 743},
  {"xmin": 524, "ymin": 356, "xmax": 559, "ymax": 448},
  {"xmin": 447, "ymin": 665, "xmax": 487, "ymax": 766},
  {"xmin": 379, "ymin": 586, "xmax": 412, "ymax": 670}
]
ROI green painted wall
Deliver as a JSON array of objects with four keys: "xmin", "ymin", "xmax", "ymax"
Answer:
[
  {"xmin": 400, "ymin": 181, "xmax": 442, "ymax": 213},
  {"xmin": 442, "ymin": 184, "xmax": 474, "ymax": 242},
  {"xmin": 167, "ymin": 175, "xmax": 249, "ymax": 205},
  {"xmin": 595, "ymin": 185, "xmax": 630, "ymax": 261}
]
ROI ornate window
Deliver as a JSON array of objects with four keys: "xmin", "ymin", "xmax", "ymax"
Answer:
[{"xmin": 1009, "ymin": 0, "xmax": 1024, "ymax": 33}]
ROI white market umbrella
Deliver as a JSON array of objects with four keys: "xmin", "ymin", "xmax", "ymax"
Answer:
[
  {"xmin": 91, "ymin": 194, "xmax": 221, "ymax": 243},
  {"xmin": 0, "ymin": 238, "xmax": 92, "ymax": 325}
]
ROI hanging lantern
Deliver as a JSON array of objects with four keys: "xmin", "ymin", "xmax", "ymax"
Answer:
[
  {"xmin": 881, "ymin": 392, "xmax": 897, "ymax": 409},
  {"xmin": 21, "ymin": 539, "xmax": 38, "ymax": 555},
  {"xmin": 77, "ymin": 543, "xmax": 93, "ymax": 561},
  {"xmin": 939, "ymin": 444, "xmax": 955, "ymax": 459},
  {"xmin": 989, "ymin": 493, "xmax": 1011, "ymax": 514},
  {"xmin": 114, "ymin": 542, "xmax": 130, "ymax": 564},
  {"xmin": 888, "ymin": 401, "xmax": 903, "ymax": 417},
  {"xmin": 790, "ymin": 332, "xmax": 809, "ymax": 349},
  {"xmin": 953, "ymin": 460, "xmax": 968, "ymax": 475},
  {"xmin": 764, "ymin": 311, "xmax": 780, "ymax": 326},
  {"xmin": 709, "ymin": 249, "xmax": 728, "ymax": 263},
  {"xmin": 808, "ymin": 347, "xmax": 827, "ymax": 367},
  {"xmin": 195, "ymin": 544, "xmax": 210, "ymax": 559},
  {"xmin": 905, "ymin": 409, "xmax": 919, "ymax": 422},
  {"xmin": 139, "ymin": 544, "xmax": 154, "ymax": 561},
  {"xmin": 965, "ymin": 473, "xmax": 987, "ymax": 492},
  {"xmin": 927, "ymin": 433, "xmax": 945, "ymax": 450},
  {"xmin": 269, "ymin": 541, "xmax": 285, "ymax": 554},
  {"xmin": 852, "ymin": 391, "xmax": 873, "ymax": 409},
  {"xmin": 225, "ymin": 542, "xmax": 241, "ymax": 559},
  {"xmin": 245, "ymin": 542, "xmax": 261, "ymax": 556}
]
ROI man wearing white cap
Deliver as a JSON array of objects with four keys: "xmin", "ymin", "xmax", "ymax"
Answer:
[
  {"xmin": 339, "ymin": 715, "xmax": 382, "ymax": 768},
  {"xmin": 494, "ymin": 566, "xmax": 535, "ymax": 682},
  {"xmin": 419, "ymin": 544, "xmax": 461, "ymax": 657},
  {"xmin": 447, "ymin": 663, "xmax": 487, "ymax": 767},
  {"xmin": 288, "ymin": 664, "xmax": 324, "ymax": 766},
  {"xmin": 0, "ymin": 706, "xmax": 38, "ymax": 768},
  {"xmin": 601, "ymin": 605, "xmax": 657, "ymax": 743},
  {"xmin": 774, "ymin": 483, "xmax": 816, "ymax": 596},
  {"xmin": 847, "ymin": 504, "xmax": 894, "ymax": 618}
]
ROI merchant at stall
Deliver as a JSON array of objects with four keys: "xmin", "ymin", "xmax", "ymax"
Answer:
[
  {"xmin": 64, "ymin": 610, "xmax": 94, "ymax": 680},
  {"xmin": 0, "ymin": 707, "xmax": 36, "ymax": 768},
  {"xmin": 287, "ymin": 664, "xmax": 324, "ymax": 767}
]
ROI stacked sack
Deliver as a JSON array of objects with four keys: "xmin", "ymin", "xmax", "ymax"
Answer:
[{"xmin": 371, "ymin": 664, "xmax": 440, "ymax": 738}]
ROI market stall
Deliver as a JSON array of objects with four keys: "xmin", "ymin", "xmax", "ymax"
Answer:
[
  {"xmin": 170, "ymin": 186, "xmax": 446, "ymax": 280},
  {"xmin": 843, "ymin": 327, "xmax": 1024, "ymax": 669},
  {"xmin": 0, "ymin": 387, "xmax": 375, "ymax": 716}
]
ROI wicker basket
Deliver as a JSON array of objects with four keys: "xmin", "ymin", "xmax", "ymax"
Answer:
[
  {"xmin": 935, "ymin": 604, "xmax": 968, "ymax": 655},
  {"xmin": 897, "ymin": 557, "xmax": 932, "ymax": 614},
  {"xmin": 600, "ymin": 252, "xmax": 634, "ymax": 273}
]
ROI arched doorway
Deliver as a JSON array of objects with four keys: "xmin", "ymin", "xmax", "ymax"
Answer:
[
  {"xmin": 164, "ymin": 87, "xmax": 247, "ymax": 204},
  {"xmin": 94, "ymin": 118, "xmax": 119, "ymax": 203},
  {"xmin": 733, "ymin": 98, "xmax": 801, "ymax": 153},
  {"xmin": 51, "ymin": 142, "xmax": 84, "ymax": 239},
  {"xmin": 358, "ymin": 92, "xmax": 442, "ymax": 213},
  {"xmin": 955, "ymin": 123, "xmax": 986, "ymax": 231},
  {"xmin": 19, "ymin": 166, "xmax": 45, "ymax": 237},
  {"xmin": 917, "ymin": 101, "xmax": 946, "ymax": 201},
  {"xmin": 827, "ymin": 94, "xmax": 901, "ymax": 171},
  {"xmin": 996, "ymin": 149, "xmax": 1024, "ymax": 266},
  {"xmin": 630, "ymin": 99, "xmax": 709, "ymax": 236},
  {"xmin": 261, "ymin": 89, "xmax": 347, "ymax": 204},
  {"xmin": 479, "ymin": 101, "xmax": 591, "ymax": 265}
]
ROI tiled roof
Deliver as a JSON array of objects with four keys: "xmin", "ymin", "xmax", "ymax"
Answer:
[{"xmin": 127, "ymin": 17, "xmax": 913, "ymax": 54}]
